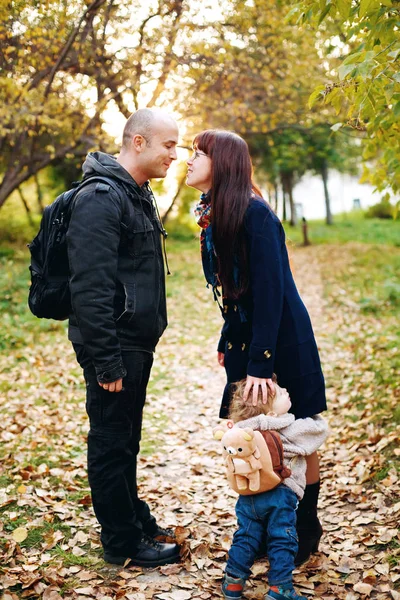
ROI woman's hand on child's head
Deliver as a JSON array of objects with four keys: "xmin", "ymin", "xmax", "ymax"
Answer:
[{"xmin": 243, "ymin": 376, "xmax": 275, "ymax": 406}]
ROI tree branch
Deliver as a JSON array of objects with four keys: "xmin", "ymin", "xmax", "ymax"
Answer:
[{"xmin": 44, "ymin": 0, "xmax": 107, "ymax": 98}]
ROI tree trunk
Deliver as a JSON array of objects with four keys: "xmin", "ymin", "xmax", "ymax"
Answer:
[
  {"xmin": 321, "ymin": 159, "xmax": 333, "ymax": 225},
  {"xmin": 274, "ymin": 182, "xmax": 279, "ymax": 213},
  {"xmin": 0, "ymin": 111, "xmax": 102, "ymax": 209},
  {"xmin": 287, "ymin": 172, "xmax": 297, "ymax": 226},
  {"xmin": 281, "ymin": 172, "xmax": 296, "ymax": 224},
  {"xmin": 34, "ymin": 173, "xmax": 45, "ymax": 213},
  {"xmin": 17, "ymin": 187, "xmax": 35, "ymax": 227},
  {"xmin": 302, "ymin": 217, "xmax": 311, "ymax": 246},
  {"xmin": 282, "ymin": 186, "xmax": 287, "ymax": 222},
  {"xmin": 161, "ymin": 172, "xmax": 186, "ymax": 225}
]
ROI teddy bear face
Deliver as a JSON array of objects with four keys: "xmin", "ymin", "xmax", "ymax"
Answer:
[{"xmin": 221, "ymin": 428, "xmax": 257, "ymax": 459}]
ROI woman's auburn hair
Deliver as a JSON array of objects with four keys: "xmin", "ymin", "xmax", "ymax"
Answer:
[{"xmin": 193, "ymin": 129, "xmax": 264, "ymax": 299}]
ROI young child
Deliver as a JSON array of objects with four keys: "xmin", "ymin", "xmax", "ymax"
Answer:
[{"xmin": 220, "ymin": 378, "xmax": 328, "ymax": 600}]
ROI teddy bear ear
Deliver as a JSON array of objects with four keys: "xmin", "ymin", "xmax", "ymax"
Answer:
[
  {"xmin": 242, "ymin": 428, "xmax": 255, "ymax": 441},
  {"xmin": 213, "ymin": 420, "xmax": 231, "ymax": 440},
  {"xmin": 213, "ymin": 428, "xmax": 225, "ymax": 441}
]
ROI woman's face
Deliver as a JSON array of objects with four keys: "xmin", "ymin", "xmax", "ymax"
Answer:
[{"xmin": 186, "ymin": 149, "xmax": 212, "ymax": 193}]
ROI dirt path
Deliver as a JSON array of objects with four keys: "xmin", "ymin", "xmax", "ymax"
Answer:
[
  {"xmin": 1, "ymin": 245, "xmax": 398, "ymax": 600},
  {"xmin": 133, "ymin": 245, "xmax": 399, "ymax": 600}
]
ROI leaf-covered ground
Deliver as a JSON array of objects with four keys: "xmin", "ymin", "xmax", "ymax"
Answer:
[{"xmin": 1, "ymin": 240, "xmax": 399, "ymax": 600}]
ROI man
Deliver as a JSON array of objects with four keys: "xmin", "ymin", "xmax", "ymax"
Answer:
[{"xmin": 67, "ymin": 109, "xmax": 180, "ymax": 566}]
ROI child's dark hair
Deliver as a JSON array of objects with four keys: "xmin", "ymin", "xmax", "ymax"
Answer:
[{"xmin": 228, "ymin": 375, "xmax": 278, "ymax": 422}]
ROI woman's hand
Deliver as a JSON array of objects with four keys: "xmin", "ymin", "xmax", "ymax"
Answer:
[
  {"xmin": 217, "ymin": 352, "xmax": 225, "ymax": 367},
  {"xmin": 243, "ymin": 376, "xmax": 275, "ymax": 406}
]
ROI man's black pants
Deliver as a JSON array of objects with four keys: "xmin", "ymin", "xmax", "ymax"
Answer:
[{"xmin": 73, "ymin": 345, "xmax": 157, "ymax": 555}]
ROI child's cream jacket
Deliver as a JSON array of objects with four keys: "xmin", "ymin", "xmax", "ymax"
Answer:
[{"xmin": 236, "ymin": 414, "xmax": 328, "ymax": 499}]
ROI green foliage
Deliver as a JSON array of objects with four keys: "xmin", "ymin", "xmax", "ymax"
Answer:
[
  {"xmin": 292, "ymin": 0, "xmax": 400, "ymax": 196},
  {"xmin": 179, "ymin": 0, "xmax": 334, "ymax": 137},
  {"xmin": 165, "ymin": 217, "xmax": 199, "ymax": 242},
  {"xmin": 249, "ymin": 123, "xmax": 361, "ymax": 184},
  {"xmin": 365, "ymin": 199, "xmax": 397, "ymax": 219}
]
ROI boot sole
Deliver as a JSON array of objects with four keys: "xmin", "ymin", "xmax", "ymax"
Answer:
[{"xmin": 104, "ymin": 549, "xmax": 180, "ymax": 567}]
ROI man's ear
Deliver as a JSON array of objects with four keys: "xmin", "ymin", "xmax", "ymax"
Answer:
[{"xmin": 132, "ymin": 134, "xmax": 146, "ymax": 152}]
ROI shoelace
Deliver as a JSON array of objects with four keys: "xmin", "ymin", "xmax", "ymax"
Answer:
[
  {"xmin": 141, "ymin": 533, "xmax": 163, "ymax": 549},
  {"xmin": 155, "ymin": 527, "xmax": 174, "ymax": 537}
]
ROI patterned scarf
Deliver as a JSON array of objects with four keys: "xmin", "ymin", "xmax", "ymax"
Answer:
[{"xmin": 194, "ymin": 192, "xmax": 211, "ymax": 229}]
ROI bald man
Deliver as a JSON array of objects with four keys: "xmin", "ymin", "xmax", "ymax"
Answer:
[{"xmin": 67, "ymin": 109, "xmax": 180, "ymax": 567}]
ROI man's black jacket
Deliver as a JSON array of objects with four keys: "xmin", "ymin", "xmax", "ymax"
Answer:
[{"xmin": 67, "ymin": 152, "xmax": 167, "ymax": 383}]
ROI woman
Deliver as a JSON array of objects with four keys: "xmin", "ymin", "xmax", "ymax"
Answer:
[{"xmin": 186, "ymin": 130, "xmax": 327, "ymax": 567}]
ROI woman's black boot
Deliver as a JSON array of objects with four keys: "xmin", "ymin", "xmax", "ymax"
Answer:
[{"xmin": 295, "ymin": 481, "xmax": 323, "ymax": 566}]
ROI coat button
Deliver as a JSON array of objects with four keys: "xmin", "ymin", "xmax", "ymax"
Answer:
[
  {"xmin": 227, "ymin": 342, "xmax": 233, "ymax": 350},
  {"xmin": 264, "ymin": 350, "xmax": 271, "ymax": 359},
  {"xmin": 241, "ymin": 343, "xmax": 246, "ymax": 351}
]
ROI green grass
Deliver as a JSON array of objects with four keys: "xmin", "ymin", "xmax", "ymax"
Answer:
[
  {"xmin": 285, "ymin": 210, "xmax": 400, "ymax": 247},
  {"xmin": 52, "ymin": 545, "xmax": 102, "ymax": 567},
  {"xmin": 0, "ymin": 250, "xmax": 66, "ymax": 351}
]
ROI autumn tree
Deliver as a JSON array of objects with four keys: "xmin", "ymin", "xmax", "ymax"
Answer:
[
  {"xmin": 170, "ymin": 0, "xmax": 363, "ymax": 223},
  {"xmin": 177, "ymin": 0, "xmax": 334, "ymax": 137},
  {"xmin": 0, "ymin": 0, "xmax": 187, "ymax": 207},
  {"xmin": 291, "ymin": 0, "xmax": 400, "ymax": 197}
]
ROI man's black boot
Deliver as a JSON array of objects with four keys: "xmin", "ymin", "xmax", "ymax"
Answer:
[
  {"xmin": 295, "ymin": 481, "xmax": 323, "ymax": 567},
  {"xmin": 104, "ymin": 534, "xmax": 180, "ymax": 567}
]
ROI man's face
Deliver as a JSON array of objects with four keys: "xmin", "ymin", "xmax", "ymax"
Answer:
[{"xmin": 139, "ymin": 120, "xmax": 179, "ymax": 179}]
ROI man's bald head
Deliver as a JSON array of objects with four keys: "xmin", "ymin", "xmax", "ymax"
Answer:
[
  {"xmin": 122, "ymin": 108, "xmax": 177, "ymax": 149},
  {"xmin": 118, "ymin": 108, "xmax": 179, "ymax": 185}
]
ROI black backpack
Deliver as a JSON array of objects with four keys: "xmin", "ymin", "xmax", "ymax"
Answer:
[{"xmin": 28, "ymin": 176, "xmax": 124, "ymax": 321}]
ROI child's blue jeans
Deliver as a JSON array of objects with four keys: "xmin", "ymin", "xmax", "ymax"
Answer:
[{"xmin": 226, "ymin": 485, "xmax": 299, "ymax": 587}]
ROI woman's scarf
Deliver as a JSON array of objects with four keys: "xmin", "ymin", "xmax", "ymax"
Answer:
[
  {"xmin": 194, "ymin": 193, "xmax": 218, "ymax": 289},
  {"xmin": 194, "ymin": 192, "xmax": 211, "ymax": 229},
  {"xmin": 194, "ymin": 192, "xmax": 248, "ymax": 323}
]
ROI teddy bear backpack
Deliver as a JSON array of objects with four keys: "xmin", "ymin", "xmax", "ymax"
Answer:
[{"xmin": 214, "ymin": 421, "xmax": 292, "ymax": 496}]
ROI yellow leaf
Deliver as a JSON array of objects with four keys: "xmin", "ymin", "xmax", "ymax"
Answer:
[
  {"xmin": 12, "ymin": 527, "xmax": 28, "ymax": 542},
  {"xmin": 17, "ymin": 484, "xmax": 27, "ymax": 494}
]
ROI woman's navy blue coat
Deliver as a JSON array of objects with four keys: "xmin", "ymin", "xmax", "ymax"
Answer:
[{"xmin": 203, "ymin": 198, "xmax": 326, "ymax": 419}]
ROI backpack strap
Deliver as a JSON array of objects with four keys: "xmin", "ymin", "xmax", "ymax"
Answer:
[
  {"xmin": 258, "ymin": 430, "xmax": 292, "ymax": 480},
  {"xmin": 71, "ymin": 175, "xmax": 131, "ymax": 230}
]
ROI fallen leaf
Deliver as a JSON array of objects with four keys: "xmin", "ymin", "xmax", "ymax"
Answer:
[
  {"xmin": 354, "ymin": 582, "xmax": 373, "ymax": 595},
  {"xmin": 12, "ymin": 527, "xmax": 28, "ymax": 543}
]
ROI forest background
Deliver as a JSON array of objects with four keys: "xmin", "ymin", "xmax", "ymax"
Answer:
[{"xmin": 0, "ymin": 1, "xmax": 399, "ymax": 599}]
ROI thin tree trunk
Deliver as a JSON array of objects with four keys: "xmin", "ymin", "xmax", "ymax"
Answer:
[
  {"xmin": 282, "ymin": 187, "xmax": 287, "ymax": 222},
  {"xmin": 287, "ymin": 173, "xmax": 297, "ymax": 226},
  {"xmin": 302, "ymin": 217, "xmax": 311, "ymax": 246},
  {"xmin": 34, "ymin": 173, "xmax": 44, "ymax": 213},
  {"xmin": 321, "ymin": 159, "xmax": 333, "ymax": 225},
  {"xmin": 274, "ymin": 182, "xmax": 279, "ymax": 213},
  {"xmin": 18, "ymin": 187, "xmax": 35, "ymax": 227},
  {"xmin": 161, "ymin": 173, "xmax": 186, "ymax": 225}
]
